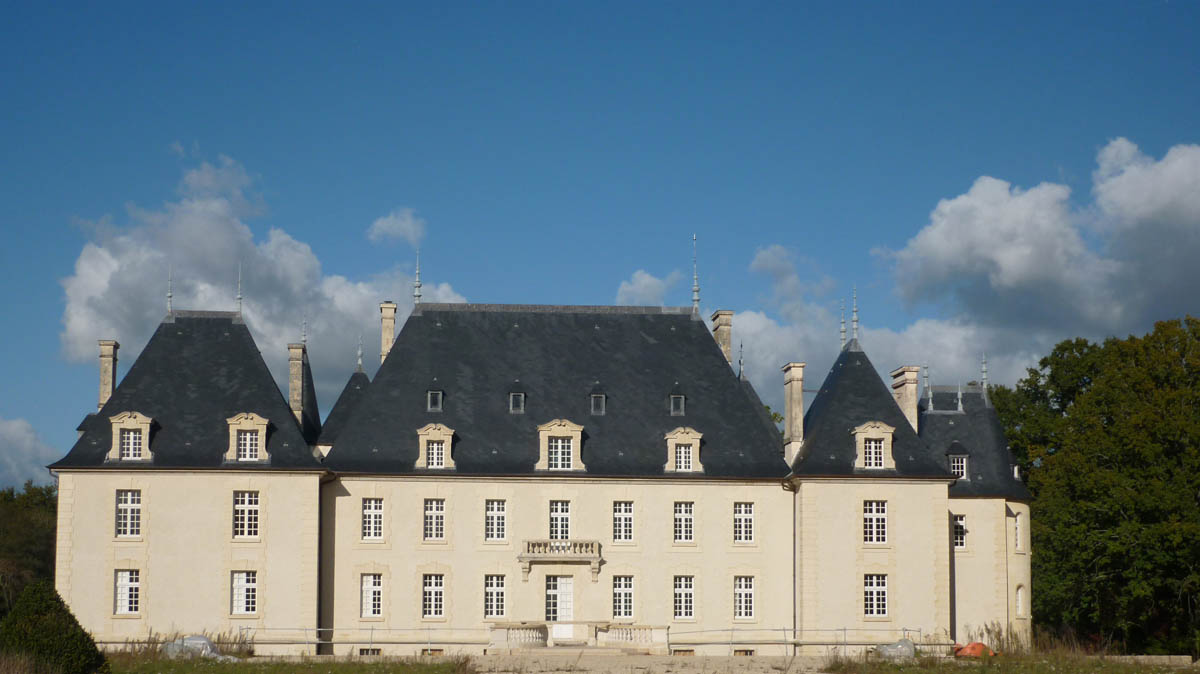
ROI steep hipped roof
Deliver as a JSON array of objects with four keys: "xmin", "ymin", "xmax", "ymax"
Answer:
[
  {"xmin": 325, "ymin": 304, "xmax": 788, "ymax": 477},
  {"xmin": 318, "ymin": 370, "xmax": 371, "ymax": 446},
  {"xmin": 296, "ymin": 347, "xmax": 321, "ymax": 444},
  {"xmin": 919, "ymin": 387, "xmax": 1032, "ymax": 501},
  {"xmin": 792, "ymin": 339, "xmax": 952, "ymax": 478},
  {"xmin": 51, "ymin": 311, "xmax": 323, "ymax": 470}
]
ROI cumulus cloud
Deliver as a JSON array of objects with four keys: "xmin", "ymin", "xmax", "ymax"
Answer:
[
  {"xmin": 60, "ymin": 157, "xmax": 465, "ymax": 413},
  {"xmin": 615, "ymin": 270, "xmax": 683, "ymax": 306},
  {"xmin": 0, "ymin": 417, "xmax": 58, "ymax": 487},
  {"xmin": 366, "ymin": 208, "xmax": 426, "ymax": 247}
]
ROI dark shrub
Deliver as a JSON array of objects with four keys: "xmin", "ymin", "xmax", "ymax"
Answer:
[{"xmin": 0, "ymin": 581, "xmax": 105, "ymax": 674}]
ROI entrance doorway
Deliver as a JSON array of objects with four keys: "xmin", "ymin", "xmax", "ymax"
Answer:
[{"xmin": 545, "ymin": 575, "xmax": 574, "ymax": 640}]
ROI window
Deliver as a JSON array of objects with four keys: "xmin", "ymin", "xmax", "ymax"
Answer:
[
  {"xmin": 953, "ymin": 514, "xmax": 966, "ymax": 549},
  {"xmin": 427, "ymin": 440, "xmax": 445, "ymax": 468},
  {"xmin": 422, "ymin": 574, "xmax": 444, "ymax": 618},
  {"xmin": 864, "ymin": 438, "xmax": 884, "ymax": 468},
  {"xmin": 612, "ymin": 501, "xmax": 633, "ymax": 542},
  {"xmin": 115, "ymin": 490, "xmax": 141, "ymax": 537},
  {"xmin": 362, "ymin": 498, "xmax": 383, "ymax": 540},
  {"xmin": 1016, "ymin": 585, "xmax": 1026, "ymax": 617},
  {"xmin": 547, "ymin": 437, "xmax": 572, "ymax": 470},
  {"xmin": 612, "ymin": 575, "xmax": 633, "ymax": 619},
  {"xmin": 674, "ymin": 501, "xmax": 694, "ymax": 543},
  {"xmin": 484, "ymin": 574, "xmax": 505, "ymax": 618},
  {"xmin": 485, "ymin": 499, "xmax": 506, "ymax": 541},
  {"xmin": 427, "ymin": 390, "xmax": 443, "ymax": 412},
  {"xmin": 673, "ymin": 576, "xmax": 694, "ymax": 619},
  {"xmin": 361, "ymin": 574, "xmax": 382, "ymax": 618},
  {"xmin": 236, "ymin": 429, "xmax": 259, "ymax": 461},
  {"xmin": 863, "ymin": 500, "xmax": 887, "ymax": 544},
  {"xmin": 591, "ymin": 394, "xmax": 606, "ymax": 415},
  {"xmin": 1014, "ymin": 513, "xmax": 1023, "ymax": 551},
  {"xmin": 549, "ymin": 500, "xmax": 570, "ymax": 540},
  {"xmin": 360, "ymin": 648, "xmax": 381, "ymax": 656},
  {"xmin": 734, "ymin": 576, "xmax": 754, "ymax": 619},
  {"xmin": 233, "ymin": 491, "xmax": 259, "ymax": 538},
  {"xmin": 674, "ymin": 444, "xmax": 693, "ymax": 471},
  {"xmin": 670, "ymin": 395, "xmax": 686, "ymax": 416},
  {"xmin": 733, "ymin": 502, "xmax": 754, "ymax": 543},
  {"xmin": 950, "ymin": 455, "xmax": 967, "ymax": 478},
  {"xmin": 114, "ymin": 570, "xmax": 139, "ymax": 615},
  {"xmin": 423, "ymin": 499, "xmax": 445, "ymax": 541},
  {"xmin": 119, "ymin": 429, "xmax": 142, "ymax": 460},
  {"xmin": 509, "ymin": 392, "xmax": 525, "ymax": 414},
  {"xmin": 232, "ymin": 571, "xmax": 257, "ymax": 615},
  {"xmin": 864, "ymin": 574, "xmax": 887, "ymax": 617}
]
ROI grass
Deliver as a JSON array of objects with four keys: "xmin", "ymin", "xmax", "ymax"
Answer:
[
  {"xmin": 105, "ymin": 653, "xmax": 477, "ymax": 674},
  {"xmin": 821, "ymin": 651, "xmax": 1188, "ymax": 674}
]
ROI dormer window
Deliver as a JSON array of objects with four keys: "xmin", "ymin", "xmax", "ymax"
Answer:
[
  {"xmin": 236, "ymin": 429, "xmax": 260, "ymax": 461},
  {"xmin": 225, "ymin": 413, "xmax": 269, "ymax": 463},
  {"xmin": 108, "ymin": 411, "xmax": 153, "ymax": 462},
  {"xmin": 590, "ymin": 394, "xmax": 606, "ymax": 416},
  {"xmin": 417, "ymin": 423, "xmax": 455, "ymax": 470},
  {"xmin": 950, "ymin": 455, "xmax": 967, "ymax": 479},
  {"xmin": 664, "ymin": 427, "xmax": 704, "ymax": 473},
  {"xmin": 536, "ymin": 419, "xmax": 585, "ymax": 471},
  {"xmin": 509, "ymin": 392, "xmax": 526, "ymax": 414},
  {"xmin": 675, "ymin": 444, "xmax": 693, "ymax": 471},
  {"xmin": 851, "ymin": 421, "xmax": 895, "ymax": 470},
  {"xmin": 670, "ymin": 395, "xmax": 686, "ymax": 416},
  {"xmin": 864, "ymin": 438, "xmax": 884, "ymax": 468},
  {"xmin": 119, "ymin": 428, "xmax": 143, "ymax": 460},
  {"xmin": 427, "ymin": 390, "xmax": 443, "ymax": 412}
]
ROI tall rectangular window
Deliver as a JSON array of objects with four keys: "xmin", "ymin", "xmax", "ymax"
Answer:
[
  {"xmin": 733, "ymin": 502, "xmax": 754, "ymax": 543},
  {"xmin": 361, "ymin": 574, "xmax": 383, "ymax": 618},
  {"xmin": 485, "ymin": 499, "xmax": 506, "ymax": 541},
  {"xmin": 673, "ymin": 575, "xmax": 694, "ymax": 619},
  {"xmin": 233, "ymin": 491, "xmax": 259, "ymax": 538},
  {"xmin": 484, "ymin": 574, "xmax": 505, "ymax": 618},
  {"xmin": 361, "ymin": 498, "xmax": 383, "ymax": 540},
  {"xmin": 953, "ymin": 514, "xmax": 966, "ymax": 549},
  {"xmin": 114, "ymin": 569, "xmax": 140, "ymax": 615},
  {"xmin": 423, "ymin": 499, "xmax": 445, "ymax": 541},
  {"xmin": 864, "ymin": 574, "xmax": 887, "ymax": 616},
  {"xmin": 612, "ymin": 575, "xmax": 633, "ymax": 619},
  {"xmin": 236, "ymin": 429, "xmax": 259, "ymax": 461},
  {"xmin": 674, "ymin": 444, "xmax": 693, "ymax": 471},
  {"xmin": 549, "ymin": 500, "xmax": 570, "ymax": 540},
  {"xmin": 612, "ymin": 501, "xmax": 633, "ymax": 542},
  {"xmin": 1014, "ymin": 513, "xmax": 1023, "ymax": 551},
  {"xmin": 547, "ymin": 437, "xmax": 572, "ymax": 470},
  {"xmin": 422, "ymin": 574, "xmax": 444, "ymax": 618},
  {"xmin": 119, "ymin": 429, "xmax": 142, "ymax": 460},
  {"xmin": 950, "ymin": 455, "xmax": 967, "ymax": 478},
  {"xmin": 864, "ymin": 438, "xmax": 884, "ymax": 468},
  {"xmin": 734, "ymin": 576, "xmax": 754, "ymax": 619},
  {"xmin": 232, "ymin": 571, "xmax": 257, "ymax": 615},
  {"xmin": 115, "ymin": 490, "xmax": 141, "ymax": 537},
  {"xmin": 863, "ymin": 500, "xmax": 887, "ymax": 544},
  {"xmin": 427, "ymin": 440, "xmax": 445, "ymax": 468},
  {"xmin": 674, "ymin": 501, "xmax": 694, "ymax": 543}
]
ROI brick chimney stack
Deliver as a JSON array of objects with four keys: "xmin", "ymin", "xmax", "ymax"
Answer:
[{"xmin": 98, "ymin": 340, "xmax": 119, "ymax": 410}]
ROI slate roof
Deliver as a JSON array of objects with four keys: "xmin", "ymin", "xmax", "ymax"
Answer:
[
  {"xmin": 919, "ymin": 387, "xmax": 1032, "ymax": 501},
  {"xmin": 791, "ymin": 339, "xmax": 953, "ymax": 479},
  {"xmin": 51, "ymin": 311, "xmax": 324, "ymax": 471},
  {"xmin": 324, "ymin": 304, "xmax": 789, "ymax": 478},
  {"xmin": 318, "ymin": 370, "xmax": 371, "ymax": 446}
]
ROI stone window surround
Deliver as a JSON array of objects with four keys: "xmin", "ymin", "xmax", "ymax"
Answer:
[
  {"xmin": 535, "ymin": 419, "xmax": 585, "ymax": 471},
  {"xmin": 416, "ymin": 423, "xmax": 456, "ymax": 470},
  {"xmin": 852, "ymin": 421, "xmax": 896, "ymax": 470},
  {"xmin": 108, "ymin": 411, "xmax": 153, "ymax": 462},
  {"xmin": 663, "ymin": 427, "xmax": 704, "ymax": 473},
  {"xmin": 225, "ymin": 413, "xmax": 269, "ymax": 463}
]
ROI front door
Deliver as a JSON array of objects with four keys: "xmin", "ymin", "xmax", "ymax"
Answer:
[{"xmin": 546, "ymin": 575, "xmax": 574, "ymax": 640}]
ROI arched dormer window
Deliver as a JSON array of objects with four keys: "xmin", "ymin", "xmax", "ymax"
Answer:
[
  {"xmin": 225, "ymin": 413, "xmax": 269, "ymax": 463},
  {"xmin": 536, "ymin": 419, "xmax": 584, "ymax": 471},
  {"xmin": 108, "ymin": 411, "xmax": 153, "ymax": 462},
  {"xmin": 663, "ymin": 427, "xmax": 703, "ymax": 473},
  {"xmin": 852, "ymin": 421, "xmax": 895, "ymax": 470}
]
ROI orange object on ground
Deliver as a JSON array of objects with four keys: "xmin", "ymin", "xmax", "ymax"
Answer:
[{"xmin": 953, "ymin": 642, "xmax": 998, "ymax": 657}]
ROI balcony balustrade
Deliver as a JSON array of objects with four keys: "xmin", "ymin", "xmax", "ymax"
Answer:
[{"xmin": 517, "ymin": 539, "xmax": 602, "ymax": 580}]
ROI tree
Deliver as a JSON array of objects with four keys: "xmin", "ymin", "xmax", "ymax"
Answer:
[
  {"xmin": 0, "ymin": 482, "xmax": 57, "ymax": 620},
  {"xmin": 0, "ymin": 580, "xmax": 105, "ymax": 674},
  {"xmin": 993, "ymin": 318, "xmax": 1200, "ymax": 654}
]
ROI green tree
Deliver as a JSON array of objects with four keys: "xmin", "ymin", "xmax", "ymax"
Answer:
[
  {"xmin": 0, "ymin": 580, "xmax": 105, "ymax": 674},
  {"xmin": 993, "ymin": 318, "xmax": 1200, "ymax": 654},
  {"xmin": 0, "ymin": 482, "xmax": 57, "ymax": 620}
]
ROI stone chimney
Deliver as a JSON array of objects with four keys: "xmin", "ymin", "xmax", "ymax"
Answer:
[
  {"xmin": 288, "ymin": 342, "xmax": 306, "ymax": 426},
  {"xmin": 890, "ymin": 365, "xmax": 921, "ymax": 432},
  {"xmin": 782, "ymin": 361, "xmax": 806, "ymax": 465},
  {"xmin": 710, "ymin": 310, "xmax": 733, "ymax": 363},
  {"xmin": 98, "ymin": 340, "xmax": 119, "ymax": 410},
  {"xmin": 380, "ymin": 301, "xmax": 397, "ymax": 364}
]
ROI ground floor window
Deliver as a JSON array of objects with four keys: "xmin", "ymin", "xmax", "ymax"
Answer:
[
  {"xmin": 612, "ymin": 575, "xmax": 633, "ymax": 619},
  {"xmin": 864, "ymin": 574, "xmax": 887, "ymax": 617},
  {"xmin": 361, "ymin": 573, "xmax": 382, "ymax": 618},
  {"xmin": 673, "ymin": 575, "xmax": 694, "ymax": 619},
  {"xmin": 422, "ymin": 574, "xmax": 444, "ymax": 618},
  {"xmin": 232, "ymin": 570, "xmax": 257, "ymax": 615},
  {"xmin": 114, "ymin": 569, "xmax": 139, "ymax": 615},
  {"xmin": 484, "ymin": 574, "xmax": 505, "ymax": 618},
  {"xmin": 734, "ymin": 575, "xmax": 754, "ymax": 619}
]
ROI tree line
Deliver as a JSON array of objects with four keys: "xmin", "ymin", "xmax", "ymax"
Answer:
[{"xmin": 0, "ymin": 482, "xmax": 56, "ymax": 621}]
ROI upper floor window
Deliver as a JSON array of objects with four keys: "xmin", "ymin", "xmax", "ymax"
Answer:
[
  {"xmin": 670, "ymin": 395, "xmax": 686, "ymax": 416},
  {"xmin": 863, "ymin": 500, "xmax": 887, "ymax": 544},
  {"xmin": 427, "ymin": 390, "xmax": 443, "ymax": 412},
  {"xmin": 950, "ymin": 455, "xmax": 967, "ymax": 479},
  {"xmin": 233, "ymin": 491, "xmax": 260, "ymax": 538},
  {"xmin": 424, "ymin": 499, "xmax": 445, "ymax": 541},
  {"xmin": 1014, "ymin": 512, "xmax": 1024, "ymax": 551},
  {"xmin": 236, "ymin": 429, "xmax": 260, "ymax": 461},
  {"xmin": 225, "ymin": 413, "xmax": 268, "ymax": 463},
  {"xmin": 485, "ymin": 499, "xmax": 506, "ymax": 541},
  {"xmin": 108, "ymin": 411, "xmax": 153, "ymax": 462},
  {"xmin": 536, "ymin": 419, "xmax": 584, "ymax": 471},
  {"xmin": 427, "ymin": 440, "xmax": 445, "ymax": 469},
  {"xmin": 863, "ymin": 574, "xmax": 887, "ymax": 616},
  {"xmin": 852, "ymin": 421, "xmax": 895, "ymax": 470},
  {"xmin": 114, "ymin": 569, "xmax": 140, "ymax": 615},
  {"xmin": 547, "ymin": 437, "xmax": 572, "ymax": 470},
  {"xmin": 417, "ymin": 423, "xmax": 456, "ymax": 470},
  {"xmin": 119, "ymin": 429, "xmax": 143, "ymax": 460},
  {"xmin": 549, "ymin": 500, "xmax": 570, "ymax": 540},
  {"xmin": 674, "ymin": 444, "xmax": 694, "ymax": 471},
  {"xmin": 509, "ymin": 392, "xmax": 525, "ymax": 414},
  {"xmin": 362, "ymin": 498, "xmax": 383, "ymax": 540},
  {"xmin": 664, "ymin": 427, "xmax": 704, "ymax": 473},
  {"xmin": 232, "ymin": 570, "xmax": 257, "ymax": 615},
  {"xmin": 733, "ymin": 502, "xmax": 754, "ymax": 543},
  {"xmin": 115, "ymin": 490, "xmax": 141, "ymax": 537},
  {"xmin": 612, "ymin": 501, "xmax": 633, "ymax": 542},
  {"xmin": 953, "ymin": 514, "xmax": 966, "ymax": 549},
  {"xmin": 864, "ymin": 439, "xmax": 884, "ymax": 468},
  {"xmin": 590, "ymin": 394, "xmax": 606, "ymax": 416},
  {"xmin": 674, "ymin": 501, "xmax": 694, "ymax": 543}
]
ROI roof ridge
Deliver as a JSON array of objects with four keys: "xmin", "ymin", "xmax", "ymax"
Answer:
[{"xmin": 417, "ymin": 303, "xmax": 695, "ymax": 315}]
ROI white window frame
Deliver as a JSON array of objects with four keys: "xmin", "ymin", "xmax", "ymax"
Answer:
[
  {"xmin": 119, "ymin": 428, "xmax": 143, "ymax": 460},
  {"xmin": 114, "ymin": 569, "xmax": 140, "ymax": 615},
  {"xmin": 361, "ymin": 573, "xmax": 383, "ymax": 618},
  {"xmin": 536, "ymin": 419, "xmax": 584, "ymax": 471},
  {"xmin": 362, "ymin": 498, "xmax": 383, "ymax": 541},
  {"xmin": 115, "ymin": 489, "xmax": 141, "ymax": 538},
  {"xmin": 549, "ymin": 500, "xmax": 570, "ymax": 540},
  {"xmin": 422, "ymin": 574, "xmax": 444, "ymax": 618},
  {"xmin": 509, "ymin": 392, "xmax": 525, "ymax": 414},
  {"xmin": 612, "ymin": 501, "xmax": 633, "ymax": 543},
  {"xmin": 1015, "ymin": 512, "xmax": 1024, "ymax": 551},
  {"xmin": 484, "ymin": 574, "xmax": 505, "ymax": 618},
  {"xmin": 674, "ymin": 444, "xmax": 693, "ymax": 471},
  {"xmin": 612, "ymin": 575, "xmax": 633, "ymax": 619},
  {"xmin": 232, "ymin": 570, "xmax": 258, "ymax": 615},
  {"xmin": 673, "ymin": 575, "xmax": 694, "ymax": 619},
  {"xmin": 864, "ymin": 574, "xmax": 887, "ymax": 617},
  {"xmin": 427, "ymin": 440, "xmax": 445, "ymax": 469},
  {"xmin": 864, "ymin": 438, "xmax": 884, "ymax": 468},
  {"xmin": 863, "ymin": 500, "xmax": 887, "ymax": 544},
  {"xmin": 590, "ymin": 394, "xmax": 606, "ymax": 415},
  {"xmin": 733, "ymin": 502, "xmax": 754, "ymax": 543},
  {"xmin": 427, "ymin": 390, "xmax": 443, "ymax": 412},
  {"xmin": 547, "ymin": 437, "xmax": 572, "ymax": 470},
  {"xmin": 233, "ymin": 491, "xmax": 260, "ymax": 539},
  {"xmin": 485, "ymin": 499, "xmax": 506, "ymax": 541},
  {"xmin": 953, "ymin": 514, "xmax": 966, "ymax": 549},
  {"xmin": 950, "ymin": 455, "xmax": 967, "ymax": 479},
  {"xmin": 224, "ymin": 413, "xmax": 268, "ymax": 463},
  {"xmin": 423, "ymin": 499, "xmax": 445, "ymax": 541},
  {"xmin": 673, "ymin": 501, "xmax": 694, "ymax": 543},
  {"xmin": 236, "ymin": 429, "xmax": 259, "ymax": 461},
  {"xmin": 108, "ymin": 411, "xmax": 153, "ymax": 462},
  {"xmin": 734, "ymin": 576, "xmax": 754, "ymax": 619}
]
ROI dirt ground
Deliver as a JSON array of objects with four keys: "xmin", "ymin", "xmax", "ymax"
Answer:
[{"xmin": 474, "ymin": 653, "xmax": 826, "ymax": 674}]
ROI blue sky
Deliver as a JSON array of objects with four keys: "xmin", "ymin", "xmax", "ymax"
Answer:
[{"xmin": 3, "ymin": 2, "xmax": 1199, "ymax": 487}]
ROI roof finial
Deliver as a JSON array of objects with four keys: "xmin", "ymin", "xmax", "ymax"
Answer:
[
  {"xmin": 924, "ymin": 365, "xmax": 933, "ymax": 411},
  {"xmin": 957, "ymin": 382, "xmax": 964, "ymax": 412},
  {"xmin": 236, "ymin": 262, "xmax": 243, "ymax": 315},
  {"xmin": 737, "ymin": 341, "xmax": 744, "ymax": 380},
  {"xmin": 167, "ymin": 265, "xmax": 173, "ymax": 313},
  {"xmin": 356, "ymin": 334, "xmax": 364, "ymax": 373},
  {"xmin": 413, "ymin": 248, "xmax": 422, "ymax": 306},
  {"xmin": 691, "ymin": 233, "xmax": 700, "ymax": 315},
  {"xmin": 851, "ymin": 285, "xmax": 859, "ymax": 340},
  {"xmin": 839, "ymin": 299, "xmax": 846, "ymax": 348},
  {"xmin": 301, "ymin": 313, "xmax": 307, "ymax": 345}
]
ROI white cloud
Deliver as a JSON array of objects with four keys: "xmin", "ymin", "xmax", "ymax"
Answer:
[
  {"xmin": 59, "ymin": 157, "xmax": 465, "ymax": 414},
  {"xmin": 615, "ymin": 270, "xmax": 683, "ymax": 306},
  {"xmin": 366, "ymin": 208, "xmax": 426, "ymax": 247},
  {"xmin": 0, "ymin": 417, "xmax": 58, "ymax": 487}
]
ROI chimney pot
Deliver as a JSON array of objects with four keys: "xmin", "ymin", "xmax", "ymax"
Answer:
[
  {"xmin": 380, "ymin": 301, "xmax": 398, "ymax": 364},
  {"xmin": 98, "ymin": 340, "xmax": 119, "ymax": 410},
  {"xmin": 782, "ymin": 361, "xmax": 806, "ymax": 465},
  {"xmin": 710, "ymin": 310, "xmax": 733, "ymax": 364}
]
